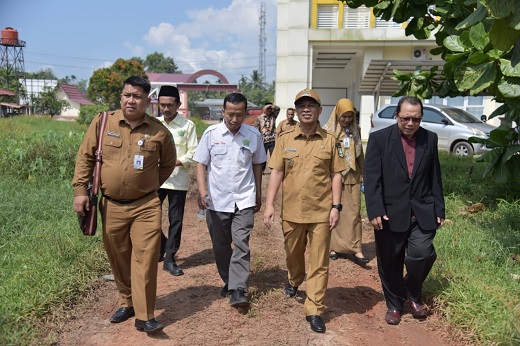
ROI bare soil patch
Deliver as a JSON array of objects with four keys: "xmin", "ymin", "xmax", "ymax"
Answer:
[{"xmin": 56, "ymin": 172, "xmax": 471, "ymax": 345}]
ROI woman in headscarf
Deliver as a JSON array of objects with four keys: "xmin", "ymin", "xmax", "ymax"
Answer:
[{"xmin": 323, "ymin": 98, "xmax": 368, "ymax": 266}]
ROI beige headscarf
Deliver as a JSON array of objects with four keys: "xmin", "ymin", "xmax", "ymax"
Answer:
[{"xmin": 323, "ymin": 98, "xmax": 362, "ymax": 172}]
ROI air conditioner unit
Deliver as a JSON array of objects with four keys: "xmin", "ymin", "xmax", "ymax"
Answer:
[{"xmin": 412, "ymin": 48, "xmax": 427, "ymax": 60}]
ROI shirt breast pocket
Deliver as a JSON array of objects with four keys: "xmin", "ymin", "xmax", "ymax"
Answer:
[
  {"xmin": 142, "ymin": 141, "xmax": 158, "ymax": 162},
  {"xmin": 174, "ymin": 137, "xmax": 187, "ymax": 147},
  {"xmin": 211, "ymin": 146, "xmax": 227, "ymax": 167},
  {"xmin": 239, "ymin": 146, "xmax": 253, "ymax": 165},
  {"xmin": 103, "ymin": 137, "xmax": 122, "ymax": 161},
  {"xmin": 312, "ymin": 152, "xmax": 331, "ymax": 176},
  {"xmin": 282, "ymin": 152, "xmax": 299, "ymax": 173}
]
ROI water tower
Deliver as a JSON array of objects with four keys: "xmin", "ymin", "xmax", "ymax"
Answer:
[{"xmin": 0, "ymin": 27, "xmax": 27, "ymax": 97}]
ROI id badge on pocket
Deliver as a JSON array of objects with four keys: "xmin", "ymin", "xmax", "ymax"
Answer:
[
  {"xmin": 134, "ymin": 154, "xmax": 144, "ymax": 170},
  {"xmin": 343, "ymin": 137, "xmax": 350, "ymax": 149}
]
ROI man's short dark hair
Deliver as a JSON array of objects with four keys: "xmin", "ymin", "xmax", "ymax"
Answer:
[
  {"xmin": 395, "ymin": 96, "xmax": 423, "ymax": 117},
  {"xmin": 223, "ymin": 92, "xmax": 248, "ymax": 111},
  {"xmin": 287, "ymin": 107, "xmax": 295, "ymax": 112},
  {"xmin": 123, "ymin": 75, "xmax": 151, "ymax": 94}
]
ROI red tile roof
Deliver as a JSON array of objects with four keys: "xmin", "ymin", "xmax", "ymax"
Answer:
[
  {"xmin": 0, "ymin": 88, "xmax": 16, "ymax": 96},
  {"xmin": 58, "ymin": 84, "xmax": 93, "ymax": 105}
]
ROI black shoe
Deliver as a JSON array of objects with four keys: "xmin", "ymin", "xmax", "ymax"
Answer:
[
  {"xmin": 306, "ymin": 315, "xmax": 326, "ymax": 333},
  {"xmin": 135, "ymin": 318, "xmax": 164, "ymax": 333},
  {"xmin": 229, "ymin": 288, "xmax": 249, "ymax": 307},
  {"xmin": 109, "ymin": 307, "xmax": 135, "ymax": 323},
  {"xmin": 220, "ymin": 284, "xmax": 231, "ymax": 297},
  {"xmin": 284, "ymin": 282, "xmax": 298, "ymax": 298},
  {"xmin": 329, "ymin": 251, "xmax": 339, "ymax": 260},
  {"xmin": 163, "ymin": 261, "xmax": 184, "ymax": 276},
  {"xmin": 350, "ymin": 254, "xmax": 369, "ymax": 266}
]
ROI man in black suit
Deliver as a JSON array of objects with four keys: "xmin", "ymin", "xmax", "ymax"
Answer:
[{"xmin": 364, "ymin": 96, "xmax": 445, "ymax": 325}]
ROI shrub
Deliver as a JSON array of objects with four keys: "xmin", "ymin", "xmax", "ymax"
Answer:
[{"xmin": 77, "ymin": 103, "xmax": 109, "ymax": 125}]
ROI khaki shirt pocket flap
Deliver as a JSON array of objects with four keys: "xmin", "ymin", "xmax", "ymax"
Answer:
[
  {"xmin": 142, "ymin": 141, "xmax": 157, "ymax": 151},
  {"xmin": 105, "ymin": 137, "xmax": 122, "ymax": 148}
]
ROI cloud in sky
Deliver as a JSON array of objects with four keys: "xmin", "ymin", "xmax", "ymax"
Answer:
[
  {"xmin": 139, "ymin": 0, "xmax": 276, "ymax": 83},
  {"xmin": 1, "ymin": 0, "xmax": 277, "ymax": 84}
]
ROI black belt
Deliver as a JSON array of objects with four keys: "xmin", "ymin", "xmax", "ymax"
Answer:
[{"xmin": 102, "ymin": 191, "xmax": 154, "ymax": 204}]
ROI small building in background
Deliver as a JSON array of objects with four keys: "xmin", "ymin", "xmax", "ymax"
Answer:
[{"xmin": 56, "ymin": 83, "xmax": 93, "ymax": 117}]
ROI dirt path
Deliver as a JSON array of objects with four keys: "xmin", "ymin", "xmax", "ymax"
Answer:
[{"xmin": 57, "ymin": 175, "xmax": 470, "ymax": 346}]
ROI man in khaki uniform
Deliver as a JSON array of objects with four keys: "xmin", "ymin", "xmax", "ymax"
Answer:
[
  {"xmin": 275, "ymin": 107, "xmax": 298, "ymax": 138},
  {"xmin": 264, "ymin": 89, "xmax": 346, "ymax": 333},
  {"xmin": 73, "ymin": 76, "xmax": 176, "ymax": 333}
]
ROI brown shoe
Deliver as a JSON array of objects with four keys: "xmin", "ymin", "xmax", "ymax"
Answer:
[
  {"xmin": 408, "ymin": 300, "xmax": 428, "ymax": 319},
  {"xmin": 385, "ymin": 309, "xmax": 402, "ymax": 325}
]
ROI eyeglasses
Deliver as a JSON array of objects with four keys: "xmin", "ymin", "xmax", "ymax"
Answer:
[{"xmin": 398, "ymin": 116, "xmax": 422, "ymax": 124}]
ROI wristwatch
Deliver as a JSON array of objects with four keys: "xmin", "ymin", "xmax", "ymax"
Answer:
[{"xmin": 332, "ymin": 204, "xmax": 343, "ymax": 212}]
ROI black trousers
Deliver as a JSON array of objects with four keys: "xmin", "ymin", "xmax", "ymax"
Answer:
[
  {"xmin": 158, "ymin": 188, "xmax": 187, "ymax": 262},
  {"xmin": 262, "ymin": 141, "xmax": 275, "ymax": 171},
  {"xmin": 374, "ymin": 219, "xmax": 437, "ymax": 311}
]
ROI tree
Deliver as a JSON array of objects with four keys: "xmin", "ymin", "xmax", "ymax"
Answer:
[
  {"xmin": 25, "ymin": 67, "xmax": 57, "ymax": 80},
  {"xmin": 341, "ymin": 0, "xmax": 520, "ymax": 182},
  {"xmin": 237, "ymin": 70, "xmax": 274, "ymax": 106},
  {"xmin": 133, "ymin": 52, "xmax": 181, "ymax": 73},
  {"xmin": 87, "ymin": 58, "xmax": 147, "ymax": 110},
  {"xmin": 32, "ymin": 85, "xmax": 69, "ymax": 116}
]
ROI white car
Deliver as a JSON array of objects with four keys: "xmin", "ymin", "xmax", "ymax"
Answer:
[{"xmin": 369, "ymin": 104, "xmax": 496, "ymax": 157}]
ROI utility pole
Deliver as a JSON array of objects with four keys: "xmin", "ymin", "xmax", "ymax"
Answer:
[{"xmin": 259, "ymin": 2, "xmax": 266, "ymax": 82}]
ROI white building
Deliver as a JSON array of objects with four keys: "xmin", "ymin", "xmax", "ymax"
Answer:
[{"xmin": 275, "ymin": 0, "xmax": 499, "ymax": 140}]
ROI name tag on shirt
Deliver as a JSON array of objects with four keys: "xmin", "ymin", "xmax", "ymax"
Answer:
[
  {"xmin": 134, "ymin": 155, "xmax": 144, "ymax": 170},
  {"xmin": 107, "ymin": 131, "xmax": 121, "ymax": 138},
  {"xmin": 343, "ymin": 137, "xmax": 350, "ymax": 149}
]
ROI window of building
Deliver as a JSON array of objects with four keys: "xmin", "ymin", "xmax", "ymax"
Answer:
[
  {"xmin": 343, "ymin": 5, "xmax": 370, "ymax": 28},
  {"xmin": 317, "ymin": 5, "xmax": 339, "ymax": 28},
  {"xmin": 425, "ymin": 96, "xmax": 484, "ymax": 117},
  {"xmin": 375, "ymin": 16, "xmax": 402, "ymax": 28}
]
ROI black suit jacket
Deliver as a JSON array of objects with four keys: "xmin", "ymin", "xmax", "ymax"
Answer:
[{"xmin": 364, "ymin": 124, "xmax": 445, "ymax": 232}]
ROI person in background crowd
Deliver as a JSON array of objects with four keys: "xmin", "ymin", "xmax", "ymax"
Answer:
[
  {"xmin": 264, "ymin": 89, "xmax": 346, "ymax": 333},
  {"xmin": 364, "ymin": 96, "xmax": 445, "ymax": 325},
  {"xmin": 193, "ymin": 92, "xmax": 266, "ymax": 308},
  {"xmin": 256, "ymin": 102, "xmax": 280, "ymax": 172},
  {"xmin": 156, "ymin": 85, "xmax": 198, "ymax": 276},
  {"xmin": 73, "ymin": 76, "xmax": 177, "ymax": 333},
  {"xmin": 323, "ymin": 98, "xmax": 368, "ymax": 266},
  {"xmin": 275, "ymin": 107, "xmax": 298, "ymax": 138}
]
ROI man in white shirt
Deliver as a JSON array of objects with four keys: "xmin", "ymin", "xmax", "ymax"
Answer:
[
  {"xmin": 193, "ymin": 92, "xmax": 266, "ymax": 308},
  {"xmin": 157, "ymin": 86, "xmax": 198, "ymax": 276}
]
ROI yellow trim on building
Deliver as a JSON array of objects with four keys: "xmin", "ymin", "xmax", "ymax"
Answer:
[{"xmin": 312, "ymin": 0, "xmax": 406, "ymax": 29}]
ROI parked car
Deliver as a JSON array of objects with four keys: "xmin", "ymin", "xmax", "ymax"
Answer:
[{"xmin": 369, "ymin": 104, "xmax": 496, "ymax": 157}]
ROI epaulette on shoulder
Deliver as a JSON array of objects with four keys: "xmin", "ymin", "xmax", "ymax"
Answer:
[
  {"xmin": 278, "ymin": 127, "xmax": 296, "ymax": 138},
  {"xmin": 149, "ymin": 116, "xmax": 163, "ymax": 125},
  {"xmin": 323, "ymin": 128, "xmax": 339, "ymax": 139}
]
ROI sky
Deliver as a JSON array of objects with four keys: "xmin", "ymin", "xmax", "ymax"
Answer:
[{"xmin": 0, "ymin": 0, "xmax": 277, "ymax": 85}]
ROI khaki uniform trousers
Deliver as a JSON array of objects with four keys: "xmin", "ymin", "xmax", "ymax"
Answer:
[
  {"xmin": 330, "ymin": 183, "xmax": 362, "ymax": 254},
  {"xmin": 282, "ymin": 220, "xmax": 331, "ymax": 316},
  {"xmin": 100, "ymin": 193, "xmax": 162, "ymax": 321}
]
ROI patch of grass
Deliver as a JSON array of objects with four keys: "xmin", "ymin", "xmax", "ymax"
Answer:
[
  {"xmin": 425, "ymin": 195, "xmax": 520, "ymax": 345},
  {"xmin": 190, "ymin": 117, "xmax": 212, "ymax": 138},
  {"xmin": 0, "ymin": 177, "xmax": 109, "ymax": 345}
]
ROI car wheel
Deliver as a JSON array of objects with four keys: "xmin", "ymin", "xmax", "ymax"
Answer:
[{"xmin": 452, "ymin": 141, "xmax": 474, "ymax": 157}]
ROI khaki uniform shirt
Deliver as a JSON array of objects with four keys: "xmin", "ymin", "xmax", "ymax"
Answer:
[
  {"xmin": 269, "ymin": 125, "xmax": 347, "ymax": 223},
  {"xmin": 275, "ymin": 119, "xmax": 298, "ymax": 137},
  {"xmin": 72, "ymin": 110, "xmax": 177, "ymax": 200}
]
